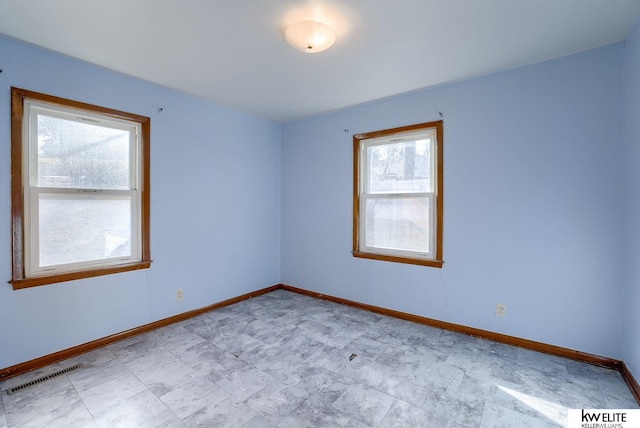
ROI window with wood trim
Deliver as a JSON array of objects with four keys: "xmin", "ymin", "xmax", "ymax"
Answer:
[
  {"xmin": 353, "ymin": 121, "xmax": 443, "ymax": 267},
  {"xmin": 10, "ymin": 88, "xmax": 151, "ymax": 289}
]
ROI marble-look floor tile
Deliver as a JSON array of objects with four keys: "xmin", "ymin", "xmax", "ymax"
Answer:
[
  {"xmin": 375, "ymin": 375, "xmax": 430, "ymax": 408},
  {"xmin": 278, "ymin": 400, "xmax": 350, "ymax": 428},
  {"xmin": 4, "ymin": 383, "xmax": 95, "ymax": 428},
  {"xmin": 457, "ymin": 371, "xmax": 500, "ymax": 398},
  {"xmin": 215, "ymin": 365, "xmax": 276, "ymax": 402},
  {"xmin": 479, "ymin": 401, "xmax": 556, "ymax": 428},
  {"xmin": 297, "ymin": 320, "xmax": 359, "ymax": 349},
  {"xmin": 447, "ymin": 344, "xmax": 517, "ymax": 378},
  {"xmin": 242, "ymin": 319, "xmax": 297, "ymax": 347},
  {"xmin": 491, "ymin": 382, "xmax": 566, "ymax": 426},
  {"xmin": 125, "ymin": 348, "xmax": 199, "ymax": 396},
  {"xmin": 179, "ymin": 340, "xmax": 249, "ymax": 376},
  {"xmin": 378, "ymin": 399, "xmax": 434, "ymax": 428},
  {"xmin": 240, "ymin": 414, "xmax": 273, "ymax": 428},
  {"xmin": 160, "ymin": 332, "xmax": 207, "ymax": 357},
  {"xmin": 183, "ymin": 397, "xmax": 256, "ymax": 428},
  {"xmin": 374, "ymin": 316, "xmax": 433, "ymax": 341},
  {"xmin": 90, "ymin": 388, "xmax": 171, "ymax": 428},
  {"xmin": 0, "ymin": 399, "xmax": 7, "ymax": 428},
  {"xmin": 344, "ymin": 335, "xmax": 390, "ymax": 360},
  {"xmin": 412, "ymin": 360, "xmax": 466, "ymax": 389},
  {"xmin": 240, "ymin": 343, "xmax": 288, "ymax": 369},
  {"xmin": 135, "ymin": 408, "xmax": 187, "ymax": 428},
  {"xmin": 20, "ymin": 404, "xmax": 97, "ymax": 428},
  {"xmin": 427, "ymin": 389, "xmax": 485, "ymax": 427},
  {"xmin": 516, "ymin": 349, "xmax": 569, "ymax": 378},
  {"xmin": 68, "ymin": 355, "xmax": 131, "ymax": 393},
  {"xmin": 76, "ymin": 368, "xmax": 148, "ymax": 415},
  {"xmin": 279, "ymin": 334, "xmax": 327, "ymax": 361},
  {"xmin": 342, "ymin": 356, "xmax": 395, "ymax": 388},
  {"xmin": 244, "ymin": 382, "xmax": 309, "ymax": 424},
  {"xmin": 215, "ymin": 333, "xmax": 267, "ymax": 357},
  {"xmin": 1, "ymin": 290, "xmax": 637, "ymax": 428},
  {"xmin": 343, "ymin": 418, "xmax": 373, "ymax": 428},
  {"xmin": 375, "ymin": 344, "xmax": 441, "ymax": 378},
  {"xmin": 298, "ymin": 370, "xmax": 354, "ymax": 409},
  {"xmin": 257, "ymin": 351, "xmax": 311, "ymax": 387},
  {"xmin": 148, "ymin": 323, "xmax": 193, "ymax": 343},
  {"xmin": 107, "ymin": 334, "xmax": 160, "ymax": 364},
  {"xmin": 159, "ymin": 377, "xmax": 227, "ymax": 419},
  {"xmin": 402, "ymin": 333, "xmax": 456, "ymax": 361},
  {"xmin": 331, "ymin": 383, "xmax": 396, "ymax": 427}
]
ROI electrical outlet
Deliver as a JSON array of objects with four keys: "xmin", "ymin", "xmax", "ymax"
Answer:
[
  {"xmin": 495, "ymin": 303, "xmax": 506, "ymax": 317},
  {"xmin": 176, "ymin": 289, "xmax": 183, "ymax": 301}
]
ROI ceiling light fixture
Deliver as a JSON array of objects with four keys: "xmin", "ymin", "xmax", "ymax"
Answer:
[{"xmin": 285, "ymin": 20, "xmax": 336, "ymax": 53}]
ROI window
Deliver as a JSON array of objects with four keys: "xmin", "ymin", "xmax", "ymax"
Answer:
[
  {"xmin": 353, "ymin": 121, "xmax": 443, "ymax": 267},
  {"xmin": 10, "ymin": 88, "xmax": 151, "ymax": 289}
]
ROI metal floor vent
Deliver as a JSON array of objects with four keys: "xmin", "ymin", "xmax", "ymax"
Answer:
[{"xmin": 5, "ymin": 364, "xmax": 83, "ymax": 395}]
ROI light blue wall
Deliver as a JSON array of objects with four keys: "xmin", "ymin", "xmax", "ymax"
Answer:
[
  {"xmin": 624, "ymin": 19, "xmax": 640, "ymax": 381},
  {"xmin": 282, "ymin": 44, "xmax": 626, "ymax": 359},
  {"xmin": 0, "ymin": 36, "xmax": 281, "ymax": 369},
  {"xmin": 1, "ymin": 28, "xmax": 636, "ymax": 372}
]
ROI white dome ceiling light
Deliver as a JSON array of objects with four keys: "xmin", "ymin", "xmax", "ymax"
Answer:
[{"xmin": 285, "ymin": 20, "xmax": 336, "ymax": 53}]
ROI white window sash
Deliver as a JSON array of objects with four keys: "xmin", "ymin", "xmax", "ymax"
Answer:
[
  {"xmin": 358, "ymin": 130, "xmax": 438, "ymax": 260},
  {"xmin": 23, "ymin": 100, "xmax": 143, "ymax": 278},
  {"xmin": 26, "ymin": 188, "xmax": 141, "ymax": 277},
  {"xmin": 359, "ymin": 192, "xmax": 436, "ymax": 259}
]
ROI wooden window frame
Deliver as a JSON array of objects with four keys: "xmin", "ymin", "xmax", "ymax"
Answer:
[
  {"xmin": 353, "ymin": 120, "xmax": 443, "ymax": 267},
  {"xmin": 10, "ymin": 87, "xmax": 151, "ymax": 289}
]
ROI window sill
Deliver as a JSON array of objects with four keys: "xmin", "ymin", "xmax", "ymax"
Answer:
[
  {"xmin": 352, "ymin": 251, "xmax": 443, "ymax": 268},
  {"xmin": 10, "ymin": 260, "xmax": 152, "ymax": 290}
]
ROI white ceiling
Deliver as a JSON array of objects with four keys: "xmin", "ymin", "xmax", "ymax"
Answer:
[{"xmin": 1, "ymin": 0, "xmax": 640, "ymax": 123}]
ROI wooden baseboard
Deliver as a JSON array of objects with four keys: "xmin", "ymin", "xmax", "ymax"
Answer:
[
  {"xmin": 3, "ymin": 281, "xmax": 639, "ymax": 407},
  {"xmin": 621, "ymin": 362, "xmax": 640, "ymax": 405},
  {"xmin": 280, "ymin": 284, "xmax": 621, "ymax": 370},
  {"xmin": 0, "ymin": 284, "xmax": 280, "ymax": 382},
  {"xmin": 282, "ymin": 284, "xmax": 640, "ymax": 405}
]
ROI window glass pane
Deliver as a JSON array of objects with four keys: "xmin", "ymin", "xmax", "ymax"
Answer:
[
  {"xmin": 367, "ymin": 139, "xmax": 431, "ymax": 193},
  {"xmin": 365, "ymin": 197, "xmax": 431, "ymax": 253},
  {"xmin": 37, "ymin": 114, "xmax": 131, "ymax": 189},
  {"xmin": 39, "ymin": 194, "xmax": 132, "ymax": 267}
]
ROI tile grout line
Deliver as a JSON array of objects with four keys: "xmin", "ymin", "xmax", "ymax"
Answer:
[
  {"xmin": 66, "ymin": 372, "xmax": 99, "ymax": 428},
  {"xmin": 1, "ymin": 289, "xmax": 636, "ymax": 427},
  {"xmin": 375, "ymin": 397, "xmax": 398, "ymax": 428}
]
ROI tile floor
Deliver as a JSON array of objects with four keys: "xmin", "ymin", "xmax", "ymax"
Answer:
[{"xmin": 0, "ymin": 289, "xmax": 637, "ymax": 427}]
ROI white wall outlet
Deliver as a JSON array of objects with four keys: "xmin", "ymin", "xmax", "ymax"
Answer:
[
  {"xmin": 176, "ymin": 288, "xmax": 183, "ymax": 301},
  {"xmin": 495, "ymin": 303, "xmax": 506, "ymax": 317}
]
